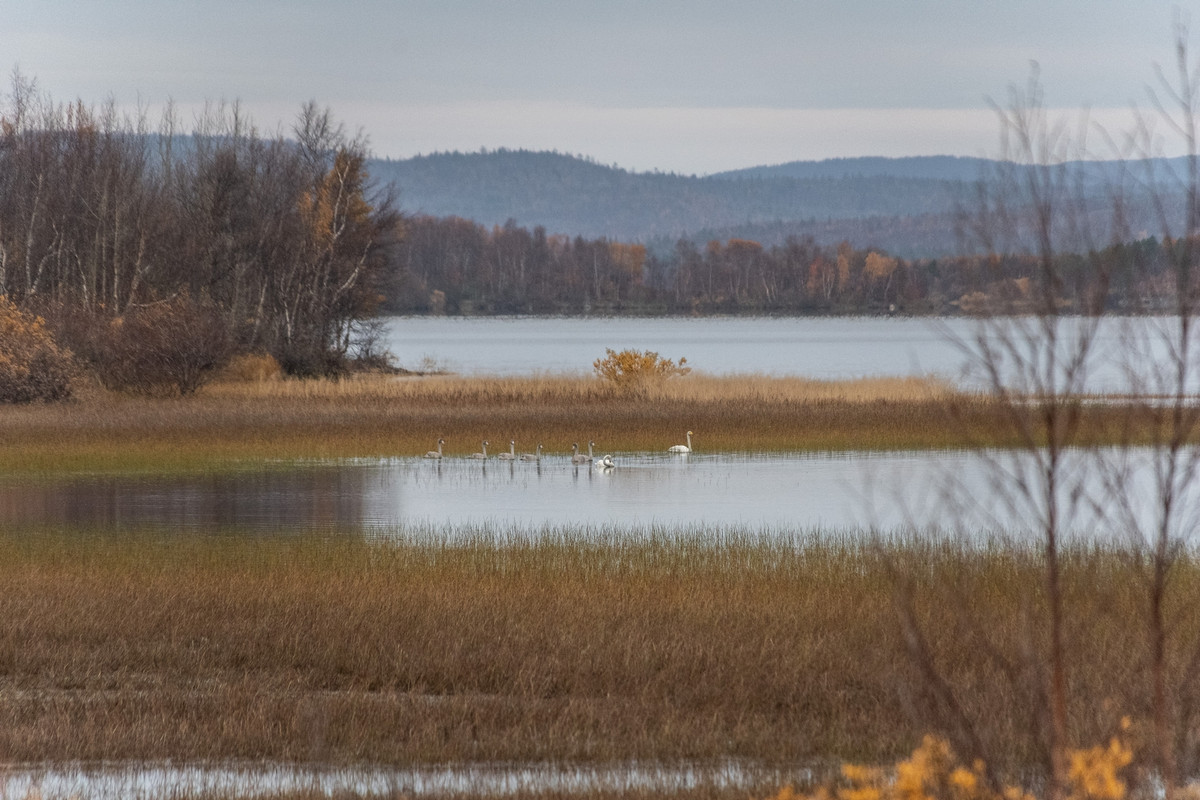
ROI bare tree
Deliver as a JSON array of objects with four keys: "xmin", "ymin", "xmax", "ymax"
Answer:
[
  {"xmin": 898, "ymin": 25, "xmax": 1200, "ymax": 800},
  {"xmin": 1090, "ymin": 19, "xmax": 1200, "ymax": 799},
  {"xmin": 897, "ymin": 68, "xmax": 1119, "ymax": 800}
]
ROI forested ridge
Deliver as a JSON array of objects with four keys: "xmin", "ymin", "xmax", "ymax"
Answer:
[
  {"xmin": 371, "ymin": 149, "xmax": 969, "ymax": 252},
  {"xmin": 372, "ymin": 149, "xmax": 1188, "ymax": 259}
]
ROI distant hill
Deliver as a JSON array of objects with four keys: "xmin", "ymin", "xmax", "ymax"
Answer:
[
  {"xmin": 369, "ymin": 149, "xmax": 1183, "ymax": 258},
  {"xmin": 710, "ymin": 155, "xmax": 996, "ymax": 182},
  {"xmin": 369, "ymin": 149, "xmax": 971, "ymax": 254}
]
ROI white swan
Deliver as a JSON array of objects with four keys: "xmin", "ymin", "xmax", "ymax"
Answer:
[
  {"xmin": 520, "ymin": 443, "xmax": 542, "ymax": 462},
  {"xmin": 668, "ymin": 431, "xmax": 693, "ymax": 453},
  {"xmin": 571, "ymin": 442, "xmax": 590, "ymax": 465},
  {"xmin": 497, "ymin": 439, "xmax": 516, "ymax": 461},
  {"xmin": 423, "ymin": 438, "xmax": 445, "ymax": 459},
  {"xmin": 471, "ymin": 440, "xmax": 489, "ymax": 459},
  {"xmin": 597, "ymin": 454, "xmax": 616, "ymax": 469},
  {"xmin": 588, "ymin": 440, "xmax": 606, "ymax": 469}
]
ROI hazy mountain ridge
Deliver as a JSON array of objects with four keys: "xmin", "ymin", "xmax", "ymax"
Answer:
[
  {"xmin": 369, "ymin": 149, "xmax": 1187, "ymax": 257},
  {"xmin": 369, "ymin": 150, "xmax": 970, "ymax": 252},
  {"xmin": 710, "ymin": 155, "xmax": 996, "ymax": 182}
]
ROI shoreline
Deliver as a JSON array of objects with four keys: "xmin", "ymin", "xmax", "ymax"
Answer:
[{"xmin": 0, "ymin": 372, "xmax": 1152, "ymax": 476}]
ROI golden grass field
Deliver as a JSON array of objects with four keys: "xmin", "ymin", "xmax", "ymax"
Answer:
[
  {"xmin": 0, "ymin": 528, "xmax": 1181, "ymax": 782},
  {"xmin": 0, "ymin": 371, "xmax": 1142, "ymax": 474},
  {"xmin": 0, "ymin": 372, "xmax": 1180, "ymax": 799}
]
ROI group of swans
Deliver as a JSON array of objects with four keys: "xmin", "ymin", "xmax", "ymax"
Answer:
[
  {"xmin": 494, "ymin": 440, "xmax": 545, "ymax": 462},
  {"xmin": 422, "ymin": 431, "xmax": 691, "ymax": 466},
  {"xmin": 571, "ymin": 441, "xmax": 615, "ymax": 470},
  {"xmin": 423, "ymin": 439, "xmax": 605, "ymax": 467}
]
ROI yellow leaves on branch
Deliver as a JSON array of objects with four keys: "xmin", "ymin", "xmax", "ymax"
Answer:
[
  {"xmin": 865, "ymin": 251, "xmax": 898, "ymax": 280},
  {"xmin": 299, "ymin": 150, "xmax": 373, "ymax": 252},
  {"xmin": 1067, "ymin": 737, "xmax": 1133, "ymax": 800},
  {"xmin": 0, "ymin": 295, "xmax": 73, "ymax": 402},
  {"xmin": 592, "ymin": 348, "xmax": 690, "ymax": 390},
  {"xmin": 767, "ymin": 734, "xmax": 1133, "ymax": 800},
  {"xmin": 607, "ymin": 242, "xmax": 646, "ymax": 281}
]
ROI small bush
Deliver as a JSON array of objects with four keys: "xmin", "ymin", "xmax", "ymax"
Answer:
[
  {"xmin": 97, "ymin": 294, "xmax": 234, "ymax": 396},
  {"xmin": 275, "ymin": 344, "xmax": 347, "ymax": 380},
  {"xmin": 0, "ymin": 296, "xmax": 74, "ymax": 403},
  {"xmin": 767, "ymin": 732, "xmax": 1134, "ymax": 800},
  {"xmin": 592, "ymin": 348, "xmax": 690, "ymax": 391}
]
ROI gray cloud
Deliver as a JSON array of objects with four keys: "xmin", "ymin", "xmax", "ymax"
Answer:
[{"xmin": 0, "ymin": 0, "xmax": 1187, "ymax": 171}]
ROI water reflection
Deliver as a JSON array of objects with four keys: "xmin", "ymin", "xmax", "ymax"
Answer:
[
  {"xmin": 0, "ymin": 467, "xmax": 368, "ymax": 530},
  {"xmin": 0, "ymin": 449, "xmax": 1175, "ymax": 541}
]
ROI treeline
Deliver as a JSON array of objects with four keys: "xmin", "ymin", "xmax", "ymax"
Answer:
[
  {"xmin": 0, "ymin": 75, "xmax": 398, "ymax": 379},
  {"xmin": 386, "ymin": 214, "xmax": 1171, "ymax": 316}
]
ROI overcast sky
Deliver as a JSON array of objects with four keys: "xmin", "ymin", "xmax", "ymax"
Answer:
[{"xmin": 1, "ymin": 1, "xmax": 1193, "ymax": 174}]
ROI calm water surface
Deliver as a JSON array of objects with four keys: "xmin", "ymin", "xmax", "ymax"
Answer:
[
  {"xmin": 383, "ymin": 314, "xmax": 1198, "ymax": 394},
  {"xmin": 5, "ymin": 317, "xmax": 1193, "ymax": 538},
  {"xmin": 384, "ymin": 315, "xmax": 962, "ymax": 379},
  {"xmin": 0, "ymin": 759, "xmax": 805, "ymax": 800},
  {"xmin": 0, "ymin": 450, "xmax": 1176, "ymax": 540}
]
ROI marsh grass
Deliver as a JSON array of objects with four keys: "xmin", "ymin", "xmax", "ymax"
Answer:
[
  {"xmin": 0, "ymin": 373, "xmax": 1136, "ymax": 474},
  {"xmin": 0, "ymin": 526, "xmax": 1189, "ymax": 779}
]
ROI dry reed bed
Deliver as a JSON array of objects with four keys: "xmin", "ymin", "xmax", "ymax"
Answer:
[
  {"xmin": 0, "ymin": 373, "xmax": 1138, "ymax": 473},
  {"xmin": 0, "ymin": 528, "xmax": 1186, "ymax": 773}
]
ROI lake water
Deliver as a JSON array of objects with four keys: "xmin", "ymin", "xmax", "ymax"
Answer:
[
  {"xmin": 381, "ymin": 314, "xmax": 1200, "ymax": 395},
  {"xmin": 383, "ymin": 315, "xmax": 969, "ymax": 379},
  {"xmin": 5, "ymin": 315, "xmax": 1197, "ymax": 540},
  {"xmin": 0, "ymin": 759, "xmax": 806, "ymax": 800},
  {"xmin": 2, "ymin": 449, "xmax": 1190, "ymax": 544}
]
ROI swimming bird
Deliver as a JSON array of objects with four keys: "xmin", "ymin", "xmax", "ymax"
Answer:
[
  {"xmin": 668, "ymin": 431, "xmax": 694, "ymax": 453},
  {"xmin": 497, "ymin": 440, "xmax": 516, "ymax": 461},
  {"xmin": 423, "ymin": 438, "xmax": 445, "ymax": 459},
  {"xmin": 597, "ymin": 454, "xmax": 616, "ymax": 469},
  {"xmin": 471, "ymin": 441, "xmax": 489, "ymax": 459},
  {"xmin": 520, "ymin": 443, "xmax": 543, "ymax": 462},
  {"xmin": 571, "ymin": 442, "xmax": 590, "ymax": 465}
]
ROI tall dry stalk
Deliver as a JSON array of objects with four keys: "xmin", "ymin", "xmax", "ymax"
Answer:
[
  {"xmin": 1095, "ymin": 20, "xmax": 1200, "ymax": 799},
  {"xmin": 917, "ymin": 67, "xmax": 1113, "ymax": 800},
  {"xmin": 903, "ymin": 24, "xmax": 1200, "ymax": 800}
]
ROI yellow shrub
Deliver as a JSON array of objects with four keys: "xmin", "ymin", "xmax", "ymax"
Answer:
[
  {"xmin": 0, "ymin": 295, "xmax": 73, "ymax": 403},
  {"xmin": 1067, "ymin": 737, "xmax": 1133, "ymax": 800},
  {"xmin": 767, "ymin": 734, "xmax": 1131, "ymax": 800},
  {"xmin": 592, "ymin": 348, "xmax": 690, "ymax": 390}
]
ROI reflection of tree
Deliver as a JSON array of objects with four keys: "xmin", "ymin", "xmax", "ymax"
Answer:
[{"xmin": 0, "ymin": 468, "xmax": 367, "ymax": 531}]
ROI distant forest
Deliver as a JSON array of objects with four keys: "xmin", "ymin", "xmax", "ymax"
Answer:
[{"xmin": 385, "ymin": 214, "xmax": 1169, "ymax": 316}]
